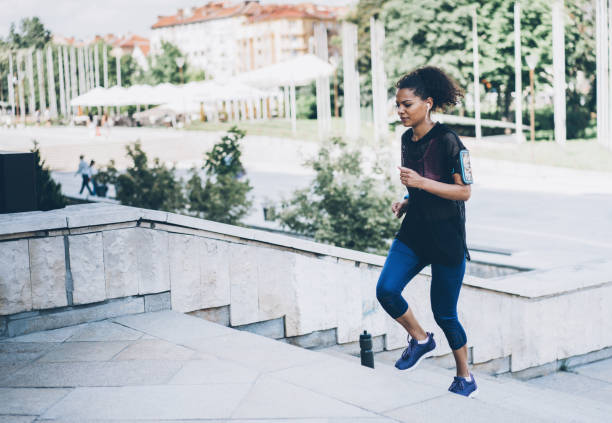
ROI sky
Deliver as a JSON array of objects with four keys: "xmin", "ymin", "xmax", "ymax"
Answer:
[{"xmin": 0, "ymin": 0, "xmax": 356, "ymax": 41}]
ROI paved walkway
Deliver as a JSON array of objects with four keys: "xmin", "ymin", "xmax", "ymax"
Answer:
[{"xmin": 1, "ymin": 310, "xmax": 611, "ymax": 422}]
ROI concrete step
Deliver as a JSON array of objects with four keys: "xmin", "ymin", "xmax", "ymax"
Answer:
[
  {"xmin": 321, "ymin": 348, "xmax": 612, "ymax": 422},
  {"xmin": 2, "ymin": 311, "xmax": 611, "ymax": 422}
]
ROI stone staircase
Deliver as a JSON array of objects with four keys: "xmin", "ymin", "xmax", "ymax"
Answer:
[
  {"xmin": 1, "ymin": 310, "xmax": 611, "ymax": 422},
  {"xmin": 323, "ymin": 346, "xmax": 612, "ymax": 422}
]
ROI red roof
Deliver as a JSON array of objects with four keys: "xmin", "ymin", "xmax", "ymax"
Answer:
[
  {"xmin": 151, "ymin": 1, "xmax": 343, "ymax": 29},
  {"xmin": 51, "ymin": 33, "xmax": 150, "ymax": 54},
  {"xmin": 245, "ymin": 3, "xmax": 343, "ymax": 23},
  {"xmin": 152, "ymin": 1, "xmax": 246, "ymax": 29}
]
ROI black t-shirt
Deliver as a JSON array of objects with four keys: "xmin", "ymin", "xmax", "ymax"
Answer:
[{"xmin": 396, "ymin": 122, "xmax": 470, "ymax": 266}]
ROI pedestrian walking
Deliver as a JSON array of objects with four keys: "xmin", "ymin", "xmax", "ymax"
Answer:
[
  {"xmin": 75, "ymin": 155, "xmax": 93, "ymax": 195},
  {"xmin": 376, "ymin": 66, "xmax": 476, "ymax": 397},
  {"xmin": 88, "ymin": 160, "xmax": 99, "ymax": 196}
]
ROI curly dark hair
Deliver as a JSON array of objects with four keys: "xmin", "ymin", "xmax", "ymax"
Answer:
[{"xmin": 395, "ymin": 66, "xmax": 464, "ymax": 112}]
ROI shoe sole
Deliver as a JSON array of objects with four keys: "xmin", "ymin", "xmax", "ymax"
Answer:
[
  {"xmin": 468, "ymin": 388, "xmax": 479, "ymax": 398},
  {"xmin": 395, "ymin": 348, "xmax": 436, "ymax": 372}
]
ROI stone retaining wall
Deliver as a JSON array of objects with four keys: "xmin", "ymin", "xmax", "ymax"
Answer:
[{"xmin": 1, "ymin": 204, "xmax": 611, "ymax": 372}]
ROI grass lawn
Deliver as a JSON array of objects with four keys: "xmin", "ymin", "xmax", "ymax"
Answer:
[
  {"xmin": 185, "ymin": 118, "xmax": 611, "ymax": 172},
  {"xmin": 468, "ymin": 138, "xmax": 612, "ymax": 173},
  {"xmin": 185, "ymin": 117, "xmax": 376, "ymax": 144}
]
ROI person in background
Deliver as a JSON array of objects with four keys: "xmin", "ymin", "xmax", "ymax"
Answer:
[
  {"xmin": 44, "ymin": 108, "xmax": 51, "ymax": 126},
  {"xmin": 88, "ymin": 160, "xmax": 99, "ymax": 196},
  {"xmin": 75, "ymin": 155, "xmax": 93, "ymax": 195}
]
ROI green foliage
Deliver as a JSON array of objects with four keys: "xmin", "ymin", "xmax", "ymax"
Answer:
[
  {"xmin": 31, "ymin": 141, "xmax": 66, "ymax": 211},
  {"xmin": 7, "ymin": 17, "xmax": 51, "ymax": 49},
  {"xmin": 186, "ymin": 126, "xmax": 252, "ymax": 224},
  {"xmin": 349, "ymin": 0, "xmax": 595, "ymax": 137},
  {"xmin": 1, "ymin": 17, "xmax": 53, "ymax": 103},
  {"xmin": 185, "ymin": 67, "xmax": 206, "ymax": 82},
  {"xmin": 142, "ymin": 41, "xmax": 202, "ymax": 85},
  {"xmin": 98, "ymin": 142, "xmax": 186, "ymax": 212},
  {"xmin": 345, "ymin": 0, "xmax": 391, "ymax": 106},
  {"xmin": 107, "ymin": 50, "xmax": 141, "ymax": 87},
  {"xmin": 268, "ymin": 138, "xmax": 398, "ymax": 254},
  {"xmin": 296, "ymin": 83, "xmax": 317, "ymax": 119}
]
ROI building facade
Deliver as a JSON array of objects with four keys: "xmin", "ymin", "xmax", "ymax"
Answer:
[
  {"xmin": 150, "ymin": 1, "xmax": 343, "ymax": 79},
  {"xmin": 53, "ymin": 33, "xmax": 151, "ymax": 71}
]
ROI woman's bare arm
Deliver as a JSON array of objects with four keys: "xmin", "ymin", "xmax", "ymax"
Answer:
[{"xmin": 398, "ymin": 167, "xmax": 471, "ymax": 201}]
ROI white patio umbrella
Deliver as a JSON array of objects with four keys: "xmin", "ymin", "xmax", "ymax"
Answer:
[
  {"xmin": 235, "ymin": 54, "xmax": 334, "ymax": 134},
  {"xmin": 69, "ymin": 87, "xmax": 113, "ymax": 107},
  {"xmin": 235, "ymin": 54, "xmax": 334, "ymax": 88}
]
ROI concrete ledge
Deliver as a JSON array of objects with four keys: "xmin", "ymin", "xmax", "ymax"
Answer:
[
  {"xmin": 1, "ymin": 204, "xmax": 611, "ymax": 375},
  {"xmin": 468, "ymin": 259, "xmax": 612, "ymax": 299}
]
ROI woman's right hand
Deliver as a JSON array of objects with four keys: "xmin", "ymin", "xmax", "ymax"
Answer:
[{"xmin": 391, "ymin": 199, "xmax": 409, "ymax": 218}]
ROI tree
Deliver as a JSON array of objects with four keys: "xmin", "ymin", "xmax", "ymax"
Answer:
[
  {"xmin": 7, "ymin": 17, "xmax": 51, "ymax": 49},
  {"xmin": 350, "ymin": 0, "xmax": 596, "ymax": 137},
  {"xmin": 345, "ymin": 0, "xmax": 391, "ymax": 107},
  {"xmin": 107, "ymin": 50, "xmax": 141, "ymax": 87},
  {"xmin": 31, "ymin": 142, "xmax": 66, "ymax": 211},
  {"xmin": 268, "ymin": 138, "xmax": 399, "ymax": 255},
  {"xmin": 143, "ymin": 41, "xmax": 203, "ymax": 85},
  {"xmin": 97, "ymin": 142, "xmax": 186, "ymax": 212},
  {"xmin": 186, "ymin": 126, "xmax": 252, "ymax": 224}
]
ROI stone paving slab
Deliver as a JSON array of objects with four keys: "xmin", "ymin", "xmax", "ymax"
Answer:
[
  {"xmin": 36, "ymin": 341, "xmax": 131, "ymax": 362},
  {"xmin": 270, "ymin": 357, "xmax": 441, "ymax": 413},
  {"xmin": 0, "ymin": 342, "xmax": 57, "ymax": 368},
  {"xmin": 186, "ymin": 330, "xmax": 325, "ymax": 373},
  {"xmin": 0, "ymin": 360, "xmax": 184, "ymax": 388},
  {"xmin": 112, "ymin": 338, "xmax": 196, "ymax": 361},
  {"xmin": 527, "ymin": 370, "xmax": 612, "ymax": 402},
  {"xmin": 385, "ymin": 393, "xmax": 545, "ymax": 423},
  {"xmin": 0, "ymin": 387, "xmax": 71, "ymax": 415},
  {"xmin": 113, "ymin": 310, "xmax": 233, "ymax": 343},
  {"xmin": 167, "ymin": 356, "xmax": 259, "ymax": 385},
  {"xmin": 41, "ymin": 385, "xmax": 253, "ymax": 420},
  {"xmin": 2, "ymin": 310, "xmax": 612, "ymax": 422},
  {"xmin": 231, "ymin": 376, "xmax": 379, "ymax": 419},
  {"xmin": 37, "ymin": 420, "xmax": 398, "ymax": 423},
  {"xmin": 572, "ymin": 357, "xmax": 612, "ymax": 383},
  {"xmin": 2, "ymin": 325, "xmax": 86, "ymax": 343},
  {"xmin": 0, "ymin": 417, "xmax": 36, "ymax": 423},
  {"xmin": 65, "ymin": 320, "xmax": 144, "ymax": 342}
]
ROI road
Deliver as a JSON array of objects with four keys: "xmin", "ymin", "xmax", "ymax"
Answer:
[{"xmin": 3, "ymin": 125, "xmax": 611, "ymax": 269}]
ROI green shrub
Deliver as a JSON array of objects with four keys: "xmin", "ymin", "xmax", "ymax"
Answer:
[
  {"xmin": 31, "ymin": 141, "xmax": 66, "ymax": 211},
  {"xmin": 185, "ymin": 126, "xmax": 253, "ymax": 224},
  {"xmin": 97, "ymin": 142, "xmax": 186, "ymax": 212},
  {"xmin": 267, "ymin": 137, "xmax": 398, "ymax": 255}
]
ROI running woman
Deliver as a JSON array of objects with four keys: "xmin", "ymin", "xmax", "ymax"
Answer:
[{"xmin": 376, "ymin": 66, "xmax": 477, "ymax": 398}]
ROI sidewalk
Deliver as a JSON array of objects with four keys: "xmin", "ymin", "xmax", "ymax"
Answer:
[{"xmin": 1, "ymin": 310, "xmax": 611, "ymax": 422}]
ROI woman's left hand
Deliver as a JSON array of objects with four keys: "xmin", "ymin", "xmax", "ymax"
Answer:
[{"xmin": 398, "ymin": 166, "xmax": 425, "ymax": 188}]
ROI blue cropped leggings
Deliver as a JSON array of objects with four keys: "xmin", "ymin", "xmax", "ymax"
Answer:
[{"xmin": 376, "ymin": 239, "xmax": 467, "ymax": 350}]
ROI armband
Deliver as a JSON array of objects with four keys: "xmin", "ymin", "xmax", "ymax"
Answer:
[{"xmin": 459, "ymin": 150, "xmax": 473, "ymax": 185}]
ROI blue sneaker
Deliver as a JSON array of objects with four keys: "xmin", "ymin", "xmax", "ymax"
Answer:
[
  {"xmin": 448, "ymin": 373, "xmax": 478, "ymax": 398},
  {"xmin": 395, "ymin": 332, "xmax": 436, "ymax": 371}
]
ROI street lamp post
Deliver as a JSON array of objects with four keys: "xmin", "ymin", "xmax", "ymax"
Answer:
[
  {"xmin": 175, "ymin": 57, "xmax": 185, "ymax": 85},
  {"xmin": 526, "ymin": 54, "xmax": 538, "ymax": 142}
]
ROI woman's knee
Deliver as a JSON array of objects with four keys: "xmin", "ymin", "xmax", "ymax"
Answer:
[
  {"xmin": 433, "ymin": 313, "xmax": 457, "ymax": 329},
  {"xmin": 376, "ymin": 273, "xmax": 401, "ymax": 302},
  {"xmin": 433, "ymin": 313, "xmax": 467, "ymax": 349},
  {"xmin": 376, "ymin": 280, "xmax": 393, "ymax": 304},
  {"xmin": 376, "ymin": 276, "xmax": 405, "ymax": 316}
]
